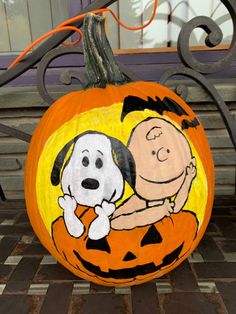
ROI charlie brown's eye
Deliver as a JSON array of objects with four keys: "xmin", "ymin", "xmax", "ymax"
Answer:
[
  {"xmin": 95, "ymin": 158, "xmax": 103, "ymax": 169},
  {"xmin": 152, "ymin": 151, "xmax": 156, "ymax": 156},
  {"xmin": 82, "ymin": 156, "xmax": 89, "ymax": 167}
]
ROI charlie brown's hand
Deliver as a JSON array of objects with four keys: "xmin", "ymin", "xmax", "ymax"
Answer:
[
  {"xmin": 148, "ymin": 199, "xmax": 175, "ymax": 222},
  {"xmin": 186, "ymin": 160, "xmax": 197, "ymax": 183},
  {"xmin": 112, "ymin": 199, "xmax": 174, "ymax": 230},
  {"xmin": 162, "ymin": 198, "xmax": 175, "ymax": 215}
]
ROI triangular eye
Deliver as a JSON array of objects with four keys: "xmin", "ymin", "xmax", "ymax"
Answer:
[
  {"xmin": 86, "ymin": 237, "xmax": 111, "ymax": 253},
  {"xmin": 123, "ymin": 252, "xmax": 137, "ymax": 261},
  {"xmin": 141, "ymin": 225, "xmax": 162, "ymax": 247}
]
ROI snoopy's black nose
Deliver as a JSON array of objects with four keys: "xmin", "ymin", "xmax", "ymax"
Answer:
[{"xmin": 81, "ymin": 178, "xmax": 99, "ymax": 190}]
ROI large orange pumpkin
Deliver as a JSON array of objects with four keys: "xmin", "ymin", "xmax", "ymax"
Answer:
[{"xmin": 25, "ymin": 14, "xmax": 214, "ymax": 286}]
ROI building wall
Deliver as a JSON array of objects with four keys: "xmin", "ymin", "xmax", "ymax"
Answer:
[
  {"xmin": 107, "ymin": 0, "xmax": 233, "ymax": 49},
  {"xmin": 0, "ymin": 0, "xmax": 70, "ymax": 54},
  {"xmin": 0, "ymin": 0, "xmax": 233, "ymax": 54}
]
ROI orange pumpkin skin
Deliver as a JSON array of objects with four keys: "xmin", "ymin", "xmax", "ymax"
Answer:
[
  {"xmin": 52, "ymin": 205, "xmax": 198, "ymax": 286},
  {"xmin": 25, "ymin": 81, "xmax": 214, "ymax": 286}
]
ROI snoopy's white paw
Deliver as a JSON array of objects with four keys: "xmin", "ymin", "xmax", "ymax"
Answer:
[
  {"xmin": 59, "ymin": 195, "xmax": 84, "ymax": 238},
  {"xmin": 58, "ymin": 195, "xmax": 77, "ymax": 211},
  {"xmin": 88, "ymin": 209, "xmax": 110, "ymax": 240},
  {"xmin": 64, "ymin": 210, "xmax": 84, "ymax": 238},
  {"xmin": 101, "ymin": 201, "xmax": 116, "ymax": 216}
]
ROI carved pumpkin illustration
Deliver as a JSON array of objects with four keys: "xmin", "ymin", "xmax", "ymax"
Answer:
[
  {"xmin": 52, "ymin": 206, "xmax": 198, "ymax": 285},
  {"xmin": 25, "ymin": 14, "xmax": 214, "ymax": 286}
]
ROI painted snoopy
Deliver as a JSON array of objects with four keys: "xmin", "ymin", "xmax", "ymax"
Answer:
[{"xmin": 51, "ymin": 131, "xmax": 135, "ymax": 240}]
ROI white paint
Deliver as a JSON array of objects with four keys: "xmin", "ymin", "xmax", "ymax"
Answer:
[
  {"xmin": 59, "ymin": 133, "xmax": 124, "ymax": 240},
  {"xmin": 88, "ymin": 201, "xmax": 116, "ymax": 240},
  {"xmin": 59, "ymin": 194, "xmax": 84, "ymax": 238},
  {"xmin": 61, "ymin": 134, "xmax": 124, "ymax": 208}
]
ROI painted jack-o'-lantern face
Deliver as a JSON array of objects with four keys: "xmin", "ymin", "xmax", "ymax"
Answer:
[
  {"xmin": 25, "ymin": 14, "xmax": 214, "ymax": 286},
  {"xmin": 52, "ymin": 206, "xmax": 198, "ymax": 285}
]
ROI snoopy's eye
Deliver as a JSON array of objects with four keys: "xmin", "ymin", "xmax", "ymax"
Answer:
[
  {"xmin": 167, "ymin": 149, "xmax": 170, "ymax": 154},
  {"xmin": 82, "ymin": 156, "xmax": 89, "ymax": 167},
  {"xmin": 95, "ymin": 158, "xmax": 103, "ymax": 169}
]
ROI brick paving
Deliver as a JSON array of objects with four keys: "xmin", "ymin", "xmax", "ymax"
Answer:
[{"xmin": 0, "ymin": 199, "xmax": 235, "ymax": 314}]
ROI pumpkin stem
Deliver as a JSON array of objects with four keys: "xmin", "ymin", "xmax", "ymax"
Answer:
[{"xmin": 83, "ymin": 13, "xmax": 129, "ymax": 88}]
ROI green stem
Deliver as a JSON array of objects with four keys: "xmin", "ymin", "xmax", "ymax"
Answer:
[{"xmin": 83, "ymin": 13, "xmax": 129, "ymax": 88}]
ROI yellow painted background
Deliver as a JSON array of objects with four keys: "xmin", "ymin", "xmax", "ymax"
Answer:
[{"xmin": 36, "ymin": 103, "xmax": 208, "ymax": 234}]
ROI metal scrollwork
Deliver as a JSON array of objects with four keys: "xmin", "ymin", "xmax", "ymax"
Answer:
[
  {"xmin": 36, "ymin": 47, "xmax": 140, "ymax": 106},
  {"xmin": 36, "ymin": 45, "xmax": 86, "ymax": 105},
  {"xmin": 0, "ymin": 0, "xmax": 117, "ymax": 88},
  {"xmin": 0, "ymin": 123, "xmax": 31, "ymax": 143},
  {"xmin": 117, "ymin": 61, "xmax": 141, "ymax": 82},
  {"xmin": 171, "ymin": 84, "xmax": 189, "ymax": 101},
  {"xmin": 59, "ymin": 70, "xmax": 88, "ymax": 87},
  {"xmin": 159, "ymin": 66, "xmax": 236, "ymax": 149},
  {"xmin": 160, "ymin": 0, "xmax": 236, "ymax": 150},
  {"xmin": 0, "ymin": 0, "xmax": 235, "ymax": 201},
  {"xmin": 177, "ymin": 0, "xmax": 236, "ymax": 74}
]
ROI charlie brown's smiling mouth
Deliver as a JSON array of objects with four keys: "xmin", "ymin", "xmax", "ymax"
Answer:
[{"xmin": 139, "ymin": 170, "xmax": 185, "ymax": 185}]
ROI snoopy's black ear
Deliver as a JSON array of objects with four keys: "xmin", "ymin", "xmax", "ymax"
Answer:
[
  {"xmin": 109, "ymin": 137, "xmax": 136, "ymax": 189},
  {"xmin": 51, "ymin": 136, "xmax": 79, "ymax": 186}
]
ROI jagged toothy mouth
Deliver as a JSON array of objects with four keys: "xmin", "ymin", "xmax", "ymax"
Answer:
[{"xmin": 73, "ymin": 242, "xmax": 183, "ymax": 279}]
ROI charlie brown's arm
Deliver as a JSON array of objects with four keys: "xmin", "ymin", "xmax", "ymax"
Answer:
[
  {"xmin": 111, "ymin": 199, "xmax": 173, "ymax": 230},
  {"xmin": 174, "ymin": 161, "xmax": 197, "ymax": 213},
  {"xmin": 112, "ymin": 194, "xmax": 146, "ymax": 219}
]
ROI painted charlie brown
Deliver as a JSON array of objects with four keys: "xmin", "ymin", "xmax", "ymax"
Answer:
[{"xmin": 111, "ymin": 118, "xmax": 197, "ymax": 230}]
